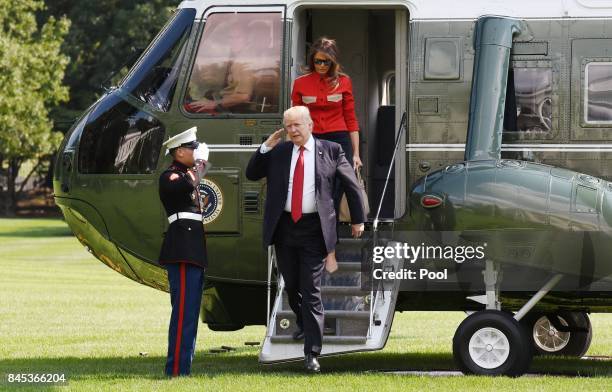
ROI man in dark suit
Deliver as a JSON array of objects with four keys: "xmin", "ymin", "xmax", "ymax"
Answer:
[{"xmin": 246, "ymin": 106, "xmax": 365, "ymax": 373}]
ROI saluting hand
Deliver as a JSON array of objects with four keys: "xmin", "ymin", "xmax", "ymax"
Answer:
[
  {"xmin": 191, "ymin": 160, "xmax": 208, "ymax": 184},
  {"xmin": 264, "ymin": 128, "xmax": 285, "ymax": 150}
]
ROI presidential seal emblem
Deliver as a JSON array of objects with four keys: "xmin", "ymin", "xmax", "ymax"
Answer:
[{"xmin": 198, "ymin": 179, "xmax": 223, "ymax": 224}]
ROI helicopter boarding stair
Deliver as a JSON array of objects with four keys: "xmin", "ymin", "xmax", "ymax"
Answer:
[{"xmin": 259, "ymin": 238, "xmax": 403, "ymax": 363}]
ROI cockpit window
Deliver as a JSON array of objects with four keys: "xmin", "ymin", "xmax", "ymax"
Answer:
[
  {"xmin": 78, "ymin": 96, "xmax": 165, "ymax": 174},
  {"xmin": 504, "ymin": 67, "xmax": 553, "ymax": 133},
  {"xmin": 585, "ymin": 62, "xmax": 612, "ymax": 124},
  {"xmin": 121, "ymin": 8, "xmax": 196, "ymax": 112},
  {"xmin": 183, "ymin": 12, "xmax": 283, "ymax": 115}
]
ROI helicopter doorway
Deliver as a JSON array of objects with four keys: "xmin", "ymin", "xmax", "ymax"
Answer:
[
  {"xmin": 292, "ymin": 7, "xmax": 408, "ymax": 221},
  {"xmin": 258, "ymin": 6, "xmax": 409, "ymax": 364}
]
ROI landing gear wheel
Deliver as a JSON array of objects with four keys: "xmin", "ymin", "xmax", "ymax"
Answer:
[
  {"xmin": 521, "ymin": 312, "xmax": 592, "ymax": 357},
  {"xmin": 453, "ymin": 310, "xmax": 533, "ymax": 376}
]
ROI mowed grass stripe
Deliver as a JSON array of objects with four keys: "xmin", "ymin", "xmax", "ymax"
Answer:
[{"xmin": 0, "ymin": 218, "xmax": 610, "ymax": 391}]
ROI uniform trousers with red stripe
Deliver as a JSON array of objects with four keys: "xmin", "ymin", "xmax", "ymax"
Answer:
[{"xmin": 165, "ymin": 262, "xmax": 205, "ymax": 376}]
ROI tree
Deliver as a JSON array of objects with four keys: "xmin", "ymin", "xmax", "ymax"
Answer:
[{"xmin": 0, "ymin": 0, "xmax": 69, "ymax": 215}]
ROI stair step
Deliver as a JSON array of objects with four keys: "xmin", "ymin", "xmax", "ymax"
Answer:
[
  {"xmin": 337, "ymin": 237, "xmax": 370, "ymax": 245},
  {"xmin": 270, "ymin": 335, "xmax": 367, "ymax": 344},
  {"xmin": 322, "ymin": 269, "xmax": 362, "ymax": 288},
  {"xmin": 335, "ymin": 241, "xmax": 370, "ymax": 263},
  {"xmin": 282, "ymin": 294, "xmax": 370, "ymax": 312},
  {"xmin": 276, "ymin": 310, "xmax": 369, "ymax": 319},
  {"xmin": 335, "ymin": 253, "xmax": 363, "ymax": 263},
  {"xmin": 329, "ymin": 262, "xmax": 362, "ymax": 271},
  {"xmin": 321, "ymin": 287, "xmax": 370, "ymax": 295}
]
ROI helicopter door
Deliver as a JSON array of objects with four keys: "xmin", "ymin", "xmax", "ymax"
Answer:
[
  {"xmin": 290, "ymin": 8, "xmax": 408, "ymax": 220},
  {"xmin": 176, "ymin": 6, "xmax": 286, "ymax": 280}
]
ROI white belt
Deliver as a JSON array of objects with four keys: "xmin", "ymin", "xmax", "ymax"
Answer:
[{"xmin": 168, "ymin": 212, "xmax": 202, "ymax": 224}]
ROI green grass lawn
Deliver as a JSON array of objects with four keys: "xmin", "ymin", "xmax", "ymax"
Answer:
[{"xmin": 0, "ymin": 218, "xmax": 611, "ymax": 391}]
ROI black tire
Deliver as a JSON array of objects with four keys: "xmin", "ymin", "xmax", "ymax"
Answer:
[
  {"xmin": 520, "ymin": 312, "xmax": 592, "ymax": 357},
  {"xmin": 453, "ymin": 310, "xmax": 533, "ymax": 376}
]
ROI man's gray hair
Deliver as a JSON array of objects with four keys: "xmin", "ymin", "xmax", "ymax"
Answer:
[{"xmin": 284, "ymin": 106, "xmax": 313, "ymax": 125}]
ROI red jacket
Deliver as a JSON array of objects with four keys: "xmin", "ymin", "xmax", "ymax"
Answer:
[{"xmin": 291, "ymin": 72, "xmax": 359, "ymax": 133}]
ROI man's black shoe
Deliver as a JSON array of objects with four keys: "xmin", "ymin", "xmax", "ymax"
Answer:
[
  {"xmin": 292, "ymin": 328, "xmax": 304, "ymax": 340},
  {"xmin": 304, "ymin": 353, "xmax": 320, "ymax": 373}
]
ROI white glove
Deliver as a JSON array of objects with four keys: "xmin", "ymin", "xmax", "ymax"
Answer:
[{"xmin": 194, "ymin": 142, "xmax": 210, "ymax": 161}]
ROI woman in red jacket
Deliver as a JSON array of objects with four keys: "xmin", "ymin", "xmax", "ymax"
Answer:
[{"xmin": 291, "ymin": 37, "xmax": 362, "ymax": 271}]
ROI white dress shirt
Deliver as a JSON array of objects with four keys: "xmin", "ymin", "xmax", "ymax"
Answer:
[{"xmin": 260, "ymin": 136, "xmax": 317, "ymax": 214}]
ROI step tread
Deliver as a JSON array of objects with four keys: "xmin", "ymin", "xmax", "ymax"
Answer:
[
  {"xmin": 328, "ymin": 262, "xmax": 362, "ymax": 271},
  {"xmin": 337, "ymin": 237, "xmax": 370, "ymax": 245},
  {"xmin": 321, "ymin": 286, "xmax": 370, "ymax": 295},
  {"xmin": 270, "ymin": 335, "xmax": 367, "ymax": 344},
  {"xmin": 275, "ymin": 310, "xmax": 369, "ymax": 319}
]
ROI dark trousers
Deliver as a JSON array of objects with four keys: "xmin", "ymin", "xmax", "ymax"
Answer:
[
  {"xmin": 274, "ymin": 212, "xmax": 327, "ymax": 355},
  {"xmin": 165, "ymin": 262, "xmax": 205, "ymax": 376},
  {"xmin": 314, "ymin": 131, "xmax": 354, "ymax": 233}
]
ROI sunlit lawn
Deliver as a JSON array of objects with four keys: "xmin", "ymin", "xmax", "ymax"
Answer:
[{"xmin": 0, "ymin": 218, "xmax": 611, "ymax": 391}]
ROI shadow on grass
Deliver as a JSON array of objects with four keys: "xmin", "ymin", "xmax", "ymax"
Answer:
[
  {"xmin": 0, "ymin": 225, "xmax": 73, "ymax": 238},
  {"xmin": 0, "ymin": 351, "xmax": 610, "ymax": 380}
]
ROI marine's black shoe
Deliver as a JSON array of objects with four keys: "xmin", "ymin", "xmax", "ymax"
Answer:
[{"xmin": 304, "ymin": 353, "xmax": 320, "ymax": 373}]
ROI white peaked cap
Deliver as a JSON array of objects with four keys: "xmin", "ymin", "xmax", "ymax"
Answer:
[{"xmin": 163, "ymin": 126, "xmax": 198, "ymax": 155}]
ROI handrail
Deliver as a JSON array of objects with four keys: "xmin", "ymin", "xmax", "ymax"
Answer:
[
  {"xmin": 372, "ymin": 111, "xmax": 407, "ymax": 233},
  {"xmin": 266, "ymin": 245, "xmax": 275, "ymax": 328},
  {"xmin": 265, "ymin": 245, "xmax": 286, "ymax": 339},
  {"xmin": 368, "ymin": 112, "xmax": 407, "ymax": 338}
]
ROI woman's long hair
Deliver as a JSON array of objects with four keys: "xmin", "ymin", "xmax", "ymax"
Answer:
[{"xmin": 305, "ymin": 37, "xmax": 346, "ymax": 90}]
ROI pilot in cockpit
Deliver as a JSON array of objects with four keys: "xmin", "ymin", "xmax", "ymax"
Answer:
[{"xmin": 185, "ymin": 22, "xmax": 257, "ymax": 114}]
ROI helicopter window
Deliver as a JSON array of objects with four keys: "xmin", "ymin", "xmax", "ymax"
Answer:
[
  {"xmin": 423, "ymin": 38, "xmax": 461, "ymax": 80},
  {"xmin": 183, "ymin": 12, "xmax": 282, "ymax": 115},
  {"xmin": 121, "ymin": 8, "xmax": 196, "ymax": 112},
  {"xmin": 585, "ymin": 62, "xmax": 612, "ymax": 124},
  {"xmin": 504, "ymin": 67, "xmax": 552, "ymax": 133},
  {"xmin": 78, "ymin": 98, "xmax": 165, "ymax": 174}
]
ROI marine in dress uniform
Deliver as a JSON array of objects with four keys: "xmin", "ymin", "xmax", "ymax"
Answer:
[{"xmin": 158, "ymin": 127, "xmax": 210, "ymax": 377}]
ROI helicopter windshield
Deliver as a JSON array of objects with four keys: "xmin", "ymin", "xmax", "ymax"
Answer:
[
  {"xmin": 121, "ymin": 8, "xmax": 196, "ymax": 112},
  {"xmin": 77, "ymin": 93, "xmax": 165, "ymax": 174}
]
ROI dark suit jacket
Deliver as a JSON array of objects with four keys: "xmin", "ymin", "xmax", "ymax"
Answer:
[{"xmin": 246, "ymin": 138, "xmax": 365, "ymax": 252}]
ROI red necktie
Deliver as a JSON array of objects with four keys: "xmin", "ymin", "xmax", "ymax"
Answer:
[{"xmin": 291, "ymin": 146, "xmax": 305, "ymax": 222}]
